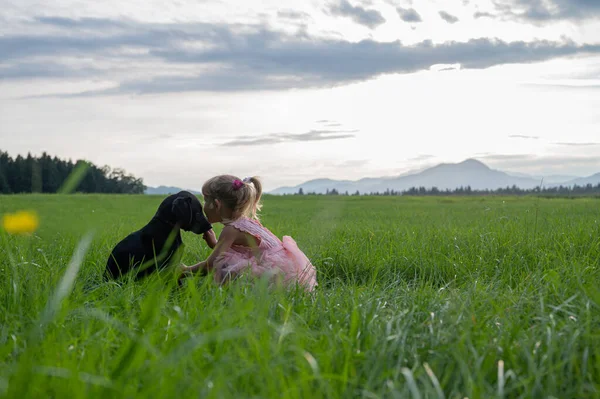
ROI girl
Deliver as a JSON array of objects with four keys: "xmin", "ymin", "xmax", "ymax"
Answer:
[{"xmin": 179, "ymin": 175, "xmax": 317, "ymax": 291}]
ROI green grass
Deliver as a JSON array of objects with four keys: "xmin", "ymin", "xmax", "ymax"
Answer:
[{"xmin": 1, "ymin": 194, "xmax": 599, "ymax": 398}]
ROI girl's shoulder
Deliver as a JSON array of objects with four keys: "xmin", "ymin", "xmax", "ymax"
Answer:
[
  {"xmin": 222, "ymin": 217, "xmax": 268, "ymax": 246},
  {"xmin": 228, "ymin": 215, "xmax": 265, "ymax": 225},
  {"xmin": 224, "ymin": 216, "xmax": 262, "ymax": 234}
]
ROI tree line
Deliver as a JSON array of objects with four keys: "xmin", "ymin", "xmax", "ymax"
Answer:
[
  {"xmin": 0, "ymin": 150, "xmax": 145, "ymax": 194},
  {"xmin": 293, "ymin": 184, "xmax": 600, "ymax": 197}
]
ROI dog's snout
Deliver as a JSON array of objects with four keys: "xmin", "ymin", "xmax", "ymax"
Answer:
[{"xmin": 191, "ymin": 212, "xmax": 212, "ymax": 234}]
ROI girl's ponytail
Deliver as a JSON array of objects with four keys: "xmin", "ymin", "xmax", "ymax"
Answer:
[{"xmin": 247, "ymin": 176, "xmax": 262, "ymax": 220}]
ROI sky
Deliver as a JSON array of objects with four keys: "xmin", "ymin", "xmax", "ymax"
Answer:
[{"xmin": 1, "ymin": 0, "xmax": 599, "ymax": 191}]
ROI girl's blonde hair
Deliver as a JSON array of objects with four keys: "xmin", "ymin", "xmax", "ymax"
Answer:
[{"xmin": 202, "ymin": 175, "xmax": 263, "ymax": 220}]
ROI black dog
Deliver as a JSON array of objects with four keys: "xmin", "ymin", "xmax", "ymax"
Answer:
[{"xmin": 104, "ymin": 191, "xmax": 212, "ymax": 281}]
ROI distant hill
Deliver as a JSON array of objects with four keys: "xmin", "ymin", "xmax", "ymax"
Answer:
[
  {"xmin": 145, "ymin": 186, "xmax": 201, "ymax": 195},
  {"xmin": 270, "ymin": 159, "xmax": 597, "ymax": 195},
  {"xmin": 506, "ymin": 172, "xmax": 579, "ymax": 184},
  {"xmin": 552, "ymin": 173, "xmax": 600, "ymax": 188}
]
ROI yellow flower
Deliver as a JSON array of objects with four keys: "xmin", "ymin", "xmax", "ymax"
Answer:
[{"xmin": 2, "ymin": 210, "xmax": 39, "ymax": 235}]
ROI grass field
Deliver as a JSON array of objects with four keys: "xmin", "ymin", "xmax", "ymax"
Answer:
[{"xmin": 1, "ymin": 194, "xmax": 599, "ymax": 398}]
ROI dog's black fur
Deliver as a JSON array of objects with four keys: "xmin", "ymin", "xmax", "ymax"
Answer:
[{"xmin": 104, "ymin": 191, "xmax": 212, "ymax": 281}]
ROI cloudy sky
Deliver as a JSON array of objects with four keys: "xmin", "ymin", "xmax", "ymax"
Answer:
[{"xmin": 1, "ymin": 0, "xmax": 599, "ymax": 191}]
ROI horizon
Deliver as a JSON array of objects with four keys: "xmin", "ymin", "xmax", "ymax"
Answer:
[
  {"xmin": 1, "ymin": 0, "xmax": 599, "ymax": 192},
  {"xmin": 3, "ymin": 151, "xmax": 599, "ymax": 193},
  {"xmin": 148, "ymin": 157, "xmax": 600, "ymax": 192}
]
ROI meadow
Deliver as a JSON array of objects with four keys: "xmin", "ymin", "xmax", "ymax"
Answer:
[{"xmin": 0, "ymin": 194, "xmax": 599, "ymax": 398}]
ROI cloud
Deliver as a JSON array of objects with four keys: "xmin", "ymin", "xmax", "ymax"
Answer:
[
  {"xmin": 478, "ymin": 154, "xmax": 533, "ymax": 161},
  {"xmin": 490, "ymin": 0, "xmax": 600, "ymax": 22},
  {"xmin": 316, "ymin": 119, "xmax": 342, "ymax": 127},
  {"xmin": 0, "ymin": 62, "xmax": 99, "ymax": 80},
  {"xmin": 340, "ymin": 159, "xmax": 370, "ymax": 168},
  {"xmin": 276, "ymin": 10, "xmax": 313, "ymax": 21},
  {"xmin": 430, "ymin": 63, "xmax": 461, "ymax": 71},
  {"xmin": 522, "ymin": 82, "xmax": 600, "ymax": 90},
  {"xmin": 509, "ymin": 134, "xmax": 540, "ymax": 139},
  {"xmin": 3, "ymin": 17, "xmax": 600, "ymax": 95},
  {"xmin": 553, "ymin": 142, "xmax": 600, "ymax": 146},
  {"xmin": 439, "ymin": 11, "xmax": 460, "ymax": 24},
  {"xmin": 474, "ymin": 11, "xmax": 496, "ymax": 19},
  {"xmin": 397, "ymin": 7, "xmax": 423, "ymax": 22},
  {"xmin": 96, "ymin": 38, "xmax": 600, "ymax": 94},
  {"xmin": 328, "ymin": 0, "xmax": 386, "ymax": 29},
  {"xmin": 409, "ymin": 154, "xmax": 435, "ymax": 161},
  {"xmin": 221, "ymin": 129, "xmax": 358, "ymax": 146},
  {"xmin": 477, "ymin": 153, "xmax": 600, "ymax": 171}
]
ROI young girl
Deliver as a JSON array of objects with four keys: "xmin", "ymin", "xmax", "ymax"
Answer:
[{"xmin": 179, "ymin": 175, "xmax": 317, "ymax": 291}]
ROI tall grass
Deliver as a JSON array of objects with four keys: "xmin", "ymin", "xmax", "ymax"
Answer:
[{"xmin": 0, "ymin": 194, "xmax": 599, "ymax": 398}]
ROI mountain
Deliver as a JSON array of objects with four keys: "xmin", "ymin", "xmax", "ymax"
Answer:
[
  {"xmin": 145, "ymin": 186, "xmax": 201, "ymax": 195},
  {"xmin": 269, "ymin": 159, "xmax": 579, "ymax": 195},
  {"xmin": 552, "ymin": 173, "xmax": 600, "ymax": 188},
  {"xmin": 506, "ymin": 172, "xmax": 579, "ymax": 184}
]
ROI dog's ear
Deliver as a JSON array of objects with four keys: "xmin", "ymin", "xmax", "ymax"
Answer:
[{"xmin": 172, "ymin": 196, "xmax": 193, "ymax": 228}]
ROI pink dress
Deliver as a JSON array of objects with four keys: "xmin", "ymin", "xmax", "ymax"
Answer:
[{"xmin": 212, "ymin": 217, "xmax": 317, "ymax": 291}]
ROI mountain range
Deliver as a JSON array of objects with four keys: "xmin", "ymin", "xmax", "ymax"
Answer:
[
  {"xmin": 144, "ymin": 185, "xmax": 201, "ymax": 195},
  {"xmin": 268, "ymin": 159, "xmax": 600, "ymax": 195},
  {"xmin": 143, "ymin": 159, "xmax": 600, "ymax": 196}
]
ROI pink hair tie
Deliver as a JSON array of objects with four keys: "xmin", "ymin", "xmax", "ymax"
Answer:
[{"xmin": 232, "ymin": 179, "xmax": 244, "ymax": 190}]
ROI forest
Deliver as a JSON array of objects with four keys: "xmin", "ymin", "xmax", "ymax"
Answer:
[{"xmin": 0, "ymin": 150, "xmax": 145, "ymax": 194}]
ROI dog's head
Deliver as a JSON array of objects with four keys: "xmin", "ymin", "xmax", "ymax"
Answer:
[{"xmin": 157, "ymin": 191, "xmax": 212, "ymax": 234}]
